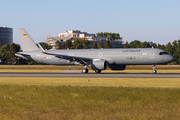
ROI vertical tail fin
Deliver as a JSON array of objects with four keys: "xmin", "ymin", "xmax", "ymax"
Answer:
[{"xmin": 18, "ymin": 28, "xmax": 39, "ymax": 51}]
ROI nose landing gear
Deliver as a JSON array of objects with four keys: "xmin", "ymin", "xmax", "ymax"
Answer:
[{"xmin": 153, "ymin": 65, "xmax": 157, "ymax": 73}]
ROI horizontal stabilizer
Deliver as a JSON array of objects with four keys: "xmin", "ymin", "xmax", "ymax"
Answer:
[{"xmin": 15, "ymin": 53, "xmax": 30, "ymax": 60}]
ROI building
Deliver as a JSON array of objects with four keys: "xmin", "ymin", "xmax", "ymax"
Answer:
[
  {"xmin": 0, "ymin": 27, "xmax": 13, "ymax": 47},
  {"xmin": 46, "ymin": 30, "xmax": 123, "ymax": 48}
]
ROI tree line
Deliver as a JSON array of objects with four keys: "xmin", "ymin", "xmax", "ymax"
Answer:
[
  {"xmin": 55, "ymin": 38, "xmax": 112, "ymax": 49},
  {"xmin": 123, "ymin": 40, "xmax": 180, "ymax": 65},
  {"xmin": 0, "ymin": 38, "xmax": 180, "ymax": 65}
]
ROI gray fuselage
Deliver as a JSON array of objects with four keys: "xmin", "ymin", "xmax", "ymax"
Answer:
[{"xmin": 17, "ymin": 48, "xmax": 174, "ymax": 66}]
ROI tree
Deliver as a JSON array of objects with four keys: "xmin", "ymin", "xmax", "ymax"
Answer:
[
  {"xmin": 72, "ymin": 38, "xmax": 89, "ymax": 49},
  {"xmin": 16, "ymin": 57, "xmax": 28, "ymax": 65},
  {"xmin": 157, "ymin": 44, "xmax": 166, "ymax": 50},
  {"xmin": 166, "ymin": 42, "xmax": 173, "ymax": 56},
  {"xmin": 104, "ymin": 40, "xmax": 112, "ymax": 48},
  {"xmin": 0, "ymin": 44, "xmax": 10, "ymax": 63},
  {"xmin": 97, "ymin": 41, "xmax": 102, "ymax": 48},
  {"xmin": 55, "ymin": 40, "xmax": 61, "ymax": 49},
  {"xmin": 96, "ymin": 32, "xmax": 120, "ymax": 40},
  {"xmin": 38, "ymin": 42, "xmax": 52, "ymax": 50},
  {"xmin": 149, "ymin": 42, "xmax": 157, "ymax": 48},
  {"xmin": 172, "ymin": 40, "xmax": 180, "ymax": 64},
  {"xmin": 127, "ymin": 40, "xmax": 157, "ymax": 48},
  {"xmin": 63, "ymin": 39, "xmax": 72, "ymax": 49},
  {"xmin": 123, "ymin": 41, "xmax": 129, "ymax": 48},
  {"xmin": 172, "ymin": 40, "xmax": 178, "ymax": 54},
  {"xmin": 91, "ymin": 41, "xmax": 98, "ymax": 49},
  {"xmin": 140, "ymin": 41, "xmax": 151, "ymax": 48},
  {"xmin": 6, "ymin": 43, "xmax": 20, "ymax": 65},
  {"xmin": 129, "ymin": 40, "xmax": 141, "ymax": 48}
]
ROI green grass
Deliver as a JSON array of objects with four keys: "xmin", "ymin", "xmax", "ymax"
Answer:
[
  {"xmin": 0, "ymin": 85, "xmax": 180, "ymax": 120},
  {"xmin": 0, "ymin": 77, "xmax": 180, "ymax": 119},
  {"xmin": 0, "ymin": 70, "xmax": 179, "ymax": 120},
  {"xmin": 0, "ymin": 77, "xmax": 180, "ymax": 88}
]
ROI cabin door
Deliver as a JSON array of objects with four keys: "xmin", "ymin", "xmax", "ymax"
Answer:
[{"xmin": 149, "ymin": 49, "xmax": 155, "ymax": 59}]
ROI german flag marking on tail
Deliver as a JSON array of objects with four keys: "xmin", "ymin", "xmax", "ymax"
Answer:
[{"xmin": 23, "ymin": 34, "xmax": 27, "ymax": 37}]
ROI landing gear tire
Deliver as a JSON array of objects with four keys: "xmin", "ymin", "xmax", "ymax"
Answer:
[
  {"xmin": 82, "ymin": 68, "xmax": 88, "ymax": 74},
  {"xmin": 153, "ymin": 70, "xmax": 157, "ymax": 74},
  {"xmin": 95, "ymin": 70, "xmax": 101, "ymax": 73}
]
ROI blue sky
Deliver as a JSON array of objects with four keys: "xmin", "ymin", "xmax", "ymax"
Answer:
[{"xmin": 1, "ymin": 0, "xmax": 180, "ymax": 45}]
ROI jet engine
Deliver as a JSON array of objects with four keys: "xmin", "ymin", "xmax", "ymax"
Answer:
[
  {"xmin": 109, "ymin": 65, "xmax": 126, "ymax": 70},
  {"xmin": 90, "ymin": 59, "xmax": 108, "ymax": 70}
]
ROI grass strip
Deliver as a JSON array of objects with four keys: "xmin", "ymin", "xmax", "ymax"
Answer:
[
  {"xmin": 0, "ymin": 77, "xmax": 180, "ymax": 88},
  {"xmin": 0, "ymin": 85, "xmax": 180, "ymax": 119}
]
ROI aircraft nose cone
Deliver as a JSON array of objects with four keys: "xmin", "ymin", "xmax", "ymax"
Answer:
[{"xmin": 168, "ymin": 55, "xmax": 174, "ymax": 63}]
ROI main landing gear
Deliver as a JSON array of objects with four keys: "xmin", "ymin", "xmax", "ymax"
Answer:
[
  {"xmin": 82, "ymin": 68, "xmax": 88, "ymax": 73},
  {"xmin": 153, "ymin": 65, "xmax": 157, "ymax": 74},
  {"xmin": 95, "ymin": 70, "xmax": 101, "ymax": 73},
  {"xmin": 82, "ymin": 65, "xmax": 102, "ymax": 74},
  {"xmin": 82, "ymin": 65, "xmax": 88, "ymax": 73}
]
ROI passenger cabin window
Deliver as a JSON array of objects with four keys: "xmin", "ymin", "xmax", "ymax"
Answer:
[{"xmin": 159, "ymin": 52, "xmax": 168, "ymax": 55}]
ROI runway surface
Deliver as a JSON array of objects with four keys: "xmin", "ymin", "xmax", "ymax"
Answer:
[{"xmin": 0, "ymin": 72, "xmax": 180, "ymax": 78}]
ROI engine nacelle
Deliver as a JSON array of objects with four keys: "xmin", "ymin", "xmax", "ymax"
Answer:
[
  {"xmin": 90, "ymin": 59, "xmax": 108, "ymax": 70},
  {"xmin": 109, "ymin": 65, "xmax": 126, "ymax": 70}
]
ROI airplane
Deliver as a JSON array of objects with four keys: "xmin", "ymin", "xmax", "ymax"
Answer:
[{"xmin": 15, "ymin": 28, "xmax": 174, "ymax": 74}]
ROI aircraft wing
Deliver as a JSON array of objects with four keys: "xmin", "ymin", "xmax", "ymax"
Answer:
[
  {"xmin": 37, "ymin": 44, "xmax": 92, "ymax": 65},
  {"xmin": 43, "ymin": 51, "xmax": 92, "ymax": 65}
]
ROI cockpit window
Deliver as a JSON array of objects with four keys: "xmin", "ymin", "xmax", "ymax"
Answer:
[{"xmin": 159, "ymin": 52, "xmax": 168, "ymax": 55}]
